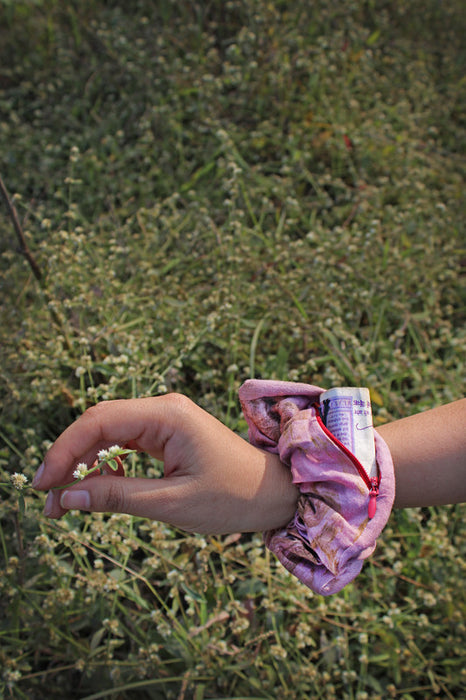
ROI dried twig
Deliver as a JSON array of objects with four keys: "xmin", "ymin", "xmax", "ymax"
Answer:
[{"xmin": 0, "ymin": 174, "xmax": 43, "ymax": 282}]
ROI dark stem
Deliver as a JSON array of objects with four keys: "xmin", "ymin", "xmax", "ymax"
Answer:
[
  {"xmin": 0, "ymin": 174, "xmax": 43, "ymax": 282},
  {"xmin": 13, "ymin": 510, "xmax": 25, "ymax": 587}
]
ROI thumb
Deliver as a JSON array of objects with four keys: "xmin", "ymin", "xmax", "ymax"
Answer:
[{"xmin": 55, "ymin": 474, "xmax": 192, "ymax": 523}]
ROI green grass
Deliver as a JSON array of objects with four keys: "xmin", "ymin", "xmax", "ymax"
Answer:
[{"xmin": 0, "ymin": 1, "xmax": 465, "ymax": 698}]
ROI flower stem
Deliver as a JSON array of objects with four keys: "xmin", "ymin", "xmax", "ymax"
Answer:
[{"xmin": 52, "ymin": 463, "xmax": 102, "ymax": 490}]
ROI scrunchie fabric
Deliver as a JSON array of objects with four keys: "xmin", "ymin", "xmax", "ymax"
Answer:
[{"xmin": 239, "ymin": 380, "xmax": 395, "ymax": 596}]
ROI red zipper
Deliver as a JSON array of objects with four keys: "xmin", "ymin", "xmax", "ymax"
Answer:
[{"xmin": 313, "ymin": 404, "xmax": 379, "ymax": 519}]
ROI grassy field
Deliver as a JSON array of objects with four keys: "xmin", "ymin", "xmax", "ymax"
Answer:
[{"xmin": 0, "ymin": 1, "xmax": 465, "ymax": 698}]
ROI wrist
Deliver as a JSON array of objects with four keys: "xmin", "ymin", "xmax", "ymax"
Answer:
[{"xmin": 255, "ymin": 450, "xmax": 300, "ymax": 532}]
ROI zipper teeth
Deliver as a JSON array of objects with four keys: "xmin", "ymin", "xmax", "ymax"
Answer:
[{"xmin": 313, "ymin": 404, "xmax": 374, "ymax": 490}]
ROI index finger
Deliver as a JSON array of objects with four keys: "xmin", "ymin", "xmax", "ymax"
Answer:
[{"xmin": 32, "ymin": 395, "xmax": 187, "ymax": 490}]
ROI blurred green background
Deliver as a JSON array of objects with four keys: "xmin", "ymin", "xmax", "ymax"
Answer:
[{"xmin": 0, "ymin": 1, "xmax": 464, "ymax": 698}]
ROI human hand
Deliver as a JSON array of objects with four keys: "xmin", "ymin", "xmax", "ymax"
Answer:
[{"xmin": 32, "ymin": 394, "xmax": 299, "ymax": 534}]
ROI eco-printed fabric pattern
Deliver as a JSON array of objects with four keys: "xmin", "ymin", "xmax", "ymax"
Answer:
[{"xmin": 239, "ymin": 380, "xmax": 395, "ymax": 596}]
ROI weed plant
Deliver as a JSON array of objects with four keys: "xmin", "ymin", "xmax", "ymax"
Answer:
[{"xmin": 0, "ymin": 1, "xmax": 465, "ymax": 698}]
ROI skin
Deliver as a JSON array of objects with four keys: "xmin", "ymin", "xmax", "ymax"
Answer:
[
  {"xmin": 32, "ymin": 394, "xmax": 466, "ymax": 532},
  {"xmin": 377, "ymin": 397, "xmax": 466, "ymax": 508}
]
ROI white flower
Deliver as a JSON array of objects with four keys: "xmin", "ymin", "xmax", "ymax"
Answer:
[
  {"xmin": 73, "ymin": 463, "xmax": 89, "ymax": 480},
  {"xmin": 10, "ymin": 472, "xmax": 28, "ymax": 490},
  {"xmin": 107, "ymin": 445, "xmax": 122, "ymax": 457},
  {"xmin": 97, "ymin": 449, "xmax": 109, "ymax": 461}
]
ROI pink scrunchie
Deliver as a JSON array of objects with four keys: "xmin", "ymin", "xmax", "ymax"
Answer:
[{"xmin": 239, "ymin": 380, "xmax": 395, "ymax": 596}]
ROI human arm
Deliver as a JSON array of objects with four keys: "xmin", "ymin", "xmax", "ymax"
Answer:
[
  {"xmin": 377, "ymin": 397, "xmax": 466, "ymax": 508},
  {"xmin": 32, "ymin": 394, "xmax": 466, "ymax": 532}
]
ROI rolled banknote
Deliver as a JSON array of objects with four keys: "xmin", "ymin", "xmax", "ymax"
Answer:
[{"xmin": 319, "ymin": 387, "xmax": 377, "ymax": 479}]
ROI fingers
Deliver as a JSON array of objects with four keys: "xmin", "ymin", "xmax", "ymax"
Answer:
[{"xmin": 33, "ymin": 394, "xmax": 193, "ymax": 491}]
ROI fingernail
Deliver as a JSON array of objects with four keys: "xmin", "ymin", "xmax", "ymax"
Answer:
[
  {"xmin": 44, "ymin": 490, "xmax": 54, "ymax": 517},
  {"xmin": 60, "ymin": 490, "xmax": 91, "ymax": 511},
  {"xmin": 32, "ymin": 462, "xmax": 45, "ymax": 489}
]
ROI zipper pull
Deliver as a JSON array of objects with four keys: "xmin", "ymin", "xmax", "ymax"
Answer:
[{"xmin": 368, "ymin": 479, "xmax": 379, "ymax": 519}]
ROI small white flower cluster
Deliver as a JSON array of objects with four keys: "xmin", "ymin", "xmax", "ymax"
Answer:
[
  {"xmin": 10, "ymin": 473, "xmax": 28, "ymax": 490},
  {"xmin": 72, "ymin": 463, "xmax": 89, "ymax": 480},
  {"xmin": 97, "ymin": 445, "xmax": 122, "ymax": 461}
]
